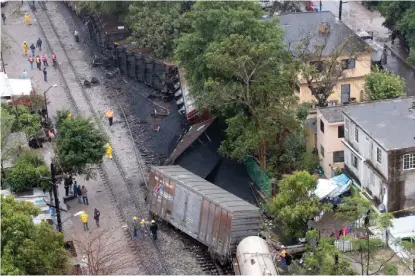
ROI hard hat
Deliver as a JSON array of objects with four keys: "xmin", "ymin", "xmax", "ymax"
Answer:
[
  {"xmin": 151, "ymin": 220, "xmax": 155, "ymax": 223},
  {"xmin": 133, "ymin": 216, "xmax": 137, "ymax": 220},
  {"xmin": 281, "ymin": 245, "xmax": 285, "ymax": 249},
  {"xmin": 140, "ymin": 219, "xmax": 145, "ymax": 223}
]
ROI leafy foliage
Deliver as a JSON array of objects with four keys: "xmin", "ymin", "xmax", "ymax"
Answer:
[
  {"xmin": 79, "ymin": 1, "xmax": 131, "ymax": 20},
  {"xmin": 55, "ymin": 115, "xmax": 106, "ymax": 175},
  {"xmin": 269, "ymin": 171, "xmax": 331, "ymax": 238},
  {"xmin": 6, "ymin": 152, "xmax": 50, "ymax": 192},
  {"xmin": 377, "ymin": 2, "xmax": 415, "ymax": 65},
  {"xmin": 302, "ymin": 231, "xmax": 354, "ymax": 275},
  {"xmin": 1, "ymin": 105, "xmax": 15, "ymax": 147},
  {"xmin": 175, "ymin": 2, "xmax": 302, "ymax": 170},
  {"xmin": 1, "ymin": 196, "xmax": 71, "ymax": 275},
  {"xmin": 3, "ymin": 104, "xmax": 41, "ymax": 137},
  {"xmin": 126, "ymin": 2, "xmax": 183, "ymax": 59},
  {"xmin": 364, "ymin": 66, "xmax": 405, "ymax": 100},
  {"xmin": 335, "ymin": 196, "xmax": 372, "ymax": 224}
]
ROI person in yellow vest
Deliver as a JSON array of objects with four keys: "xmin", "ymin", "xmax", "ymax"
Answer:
[
  {"xmin": 80, "ymin": 211, "xmax": 89, "ymax": 231},
  {"xmin": 105, "ymin": 109, "xmax": 114, "ymax": 126},
  {"xmin": 24, "ymin": 13, "xmax": 31, "ymax": 25},
  {"xmin": 280, "ymin": 245, "xmax": 287, "ymax": 269},
  {"xmin": 67, "ymin": 112, "xmax": 72, "ymax": 119},
  {"xmin": 22, "ymin": 41, "xmax": 29, "ymax": 56},
  {"xmin": 105, "ymin": 143, "xmax": 113, "ymax": 159}
]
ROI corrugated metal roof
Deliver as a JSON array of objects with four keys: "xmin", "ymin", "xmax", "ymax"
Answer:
[{"xmin": 152, "ymin": 165, "xmax": 260, "ymax": 214}]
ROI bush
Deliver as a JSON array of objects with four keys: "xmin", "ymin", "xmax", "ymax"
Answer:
[{"xmin": 6, "ymin": 152, "xmax": 50, "ymax": 192}]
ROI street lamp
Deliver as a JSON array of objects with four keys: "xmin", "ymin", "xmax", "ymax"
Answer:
[{"xmin": 44, "ymin": 84, "xmax": 57, "ymax": 121}]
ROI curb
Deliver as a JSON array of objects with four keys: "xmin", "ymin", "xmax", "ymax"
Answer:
[{"xmin": 384, "ymin": 44, "xmax": 415, "ymax": 71}]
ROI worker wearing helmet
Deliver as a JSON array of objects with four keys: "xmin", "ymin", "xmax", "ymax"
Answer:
[
  {"xmin": 149, "ymin": 220, "xmax": 158, "ymax": 241},
  {"xmin": 80, "ymin": 211, "xmax": 89, "ymax": 231},
  {"xmin": 280, "ymin": 245, "xmax": 287, "ymax": 269},
  {"xmin": 22, "ymin": 41, "xmax": 29, "ymax": 56},
  {"xmin": 132, "ymin": 217, "xmax": 138, "ymax": 240}
]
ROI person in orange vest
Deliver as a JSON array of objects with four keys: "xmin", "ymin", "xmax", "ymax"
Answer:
[
  {"xmin": 42, "ymin": 54, "xmax": 48, "ymax": 66},
  {"xmin": 105, "ymin": 109, "xmax": 114, "ymax": 126},
  {"xmin": 28, "ymin": 55, "xmax": 34, "ymax": 70},
  {"xmin": 35, "ymin": 55, "xmax": 41, "ymax": 71},
  {"xmin": 22, "ymin": 41, "xmax": 29, "ymax": 56}
]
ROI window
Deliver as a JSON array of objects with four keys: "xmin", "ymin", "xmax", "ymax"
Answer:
[
  {"xmin": 341, "ymin": 84, "xmax": 351, "ymax": 104},
  {"xmin": 403, "ymin": 153, "xmax": 415, "ymax": 170},
  {"xmin": 345, "ymin": 119, "xmax": 349, "ymax": 130},
  {"xmin": 352, "ymin": 153, "xmax": 358, "ymax": 169},
  {"xmin": 311, "ymin": 61, "xmax": 325, "ymax": 72},
  {"xmin": 376, "ymin": 148, "xmax": 382, "ymax": 164},
  {"xmin": 338, "ymin": 125, "xmax": 344, "ymax": 138},
  {"xmin": 320, "ymin": 119, "xmax": 325, "ymax": 133},
  {"xmin": 342, "ymin": 58, "xmax": 356, "ymax": 69},
  {"xmin": 333, "ymin": 151, "xmax": 344, "ymax": 163},
  {"xmin": 369, "ymin": 171, "xmax": 375, "ymax": 187},
  {"xmin": 320, "ymin": 145, "xmax": 325, "ymax": 157},
  {"xmin": 354, "ymin": 127, "xmax": 359, "ymax": 142}
]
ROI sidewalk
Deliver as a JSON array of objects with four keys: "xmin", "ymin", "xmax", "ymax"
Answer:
[{"xmin": 1, "ymin": 2, "xmax": 140, "ymax": 274}]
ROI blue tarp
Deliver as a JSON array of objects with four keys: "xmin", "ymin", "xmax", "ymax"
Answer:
[{"xmin": 315, "ymin": 174, "xmax": 351, "ymax": 199}]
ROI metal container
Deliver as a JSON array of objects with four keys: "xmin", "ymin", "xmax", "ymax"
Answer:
[
  {"xmin": 148, "ymin": 166, "xmax": 261, "ymax": 263},
  {"xmin": 234, "ymin": 236, "xmax": 278, "ymax": 276}
]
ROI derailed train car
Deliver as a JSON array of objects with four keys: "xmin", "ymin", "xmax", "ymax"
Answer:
[{"xmin": 148, "ymin": 166, "xmax": 261, "ymax": 264}]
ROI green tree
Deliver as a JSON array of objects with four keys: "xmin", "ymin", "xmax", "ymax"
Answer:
[
  {"xmin": 269, "ymin": 171, "xmax": 331, "ymax": 238},
  {"xmin": 79, "ymin": 1, "xmax": 131, "ymax": 20},
  {"xmin": 1, "ymin": 195, "xmax": 71, "ymax": 275},
  {"xmin": 55, "ymin": 115, "xmax": 106, "ymax": 176},
  {"xmin": 6, "ymin": 152, "xmax": 50, "ymax": 192},
  {"xmin": 3, "ymin": 104, "xmax": 41, "ymax": 137},
  {"xmin": 125, "ymin": 2, "xmax": 184, "ymax": 59},
  {"xmin": 302, "ymin": 230, "xmax": 354, "ymax": 275},
  {"xmin": 175, "ymin": 2, "xmax": 302, "ymax": 170},
  {"xmin": 1, "ymin": 105, "xmax": 15, "ymax": 147},
  {"xmin": 364, "ymin": 66, "xmax": 406, "ymax": 100}
]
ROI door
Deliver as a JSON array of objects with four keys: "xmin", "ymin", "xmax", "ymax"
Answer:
[
  {"xmin": 172, "ymin": 184, "xmax": 187, "ymax": 225},
  {"xmin": 341, "ymin": 84, "xmax": 351, "ymax": 104},
  {"xmin": 184, "ymin": 190, "xmax": 203, "ymax": 235}
]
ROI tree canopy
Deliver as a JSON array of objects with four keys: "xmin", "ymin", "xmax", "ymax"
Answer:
[
  {"xmin": 175, "ymin": 2, "xmax": 303, "ymax": 170},
  {"xmin": 125, "ymin": 2, "xmax": 184, "ymax": 59},
  {"xmin": 5, "ymin": 152, "xmax": 50, "ymax": 192},
  {"xmin": 269, "ymin": 171, "xmax": 331, "ymax": 238},
  {"xmin": 364, "ymin": 66, "xmax": 406, "ymax": 100},
  {"xmin": 1, "ymin": 196, "xmax": 71, "ymax": 275},
  {"xmin": 55, "ymin": 114, "xmax": 106, "ymax": 176}
]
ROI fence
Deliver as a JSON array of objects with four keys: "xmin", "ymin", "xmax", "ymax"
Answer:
[
  {"xmin": 334, "ymin": 236, "xmax": 385, "ymax": 252},
  {"xmin": 245, "ymin": 157, "xmax": 271, "ymax": 198}
]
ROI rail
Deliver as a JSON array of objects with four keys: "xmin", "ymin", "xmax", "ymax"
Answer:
[{"xmin": 32, "ymin": 1, "xmax": 169, "ymax": 274}]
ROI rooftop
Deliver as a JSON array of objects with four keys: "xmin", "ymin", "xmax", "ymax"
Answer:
[
  {"xmin": 277, "ymin": 11, "xmax": 369, "ymax": 56},
  {"xmin": 319, "ymin": 105, "xmax": 346, "ymax": 124},
  {"xmin": 342, "ymin": 97, "xmax": 415, "ymax": 150}
]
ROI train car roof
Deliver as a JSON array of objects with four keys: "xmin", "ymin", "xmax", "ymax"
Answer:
[{"xmin": 152, "ymin": 165, "xmax": 260, "ymax": 214}]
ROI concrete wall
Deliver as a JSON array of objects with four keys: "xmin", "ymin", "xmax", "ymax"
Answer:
[
  {"xmin": 297, "ymin": 53, "xmax": 371, "ymax": 104},
  {"xmin": 317, "ymin": 110, "xmax": 345, "ymax": 178}
]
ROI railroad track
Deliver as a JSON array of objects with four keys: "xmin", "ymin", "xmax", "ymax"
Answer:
[
  {"xmin": 55, "ymin": 2, "xmax": 231, "ymax": 275},
  {"xmin": 32, "ymin": 2, "xmax": 169, "ymax": 274}
]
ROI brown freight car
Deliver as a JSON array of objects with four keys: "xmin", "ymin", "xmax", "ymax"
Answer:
[{"xmin": 148, "ymin": 166, "xmax": 261, "ymax": 264}]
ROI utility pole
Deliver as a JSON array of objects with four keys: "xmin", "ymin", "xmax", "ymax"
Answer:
[
  {"xmin": 319, "ymin": 0, "xmax": 322, "ymax": 12},
  {"xmin": 339, "ymin": 0, "xmax": 343, "ymax": 21},
  {"xmin": 51, "ymin": 163, "xmax": 63, "ymax": 232}
]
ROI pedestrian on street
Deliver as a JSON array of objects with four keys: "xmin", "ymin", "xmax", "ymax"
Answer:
[
  {"xmin": 81, "ymin": 185, "xmax": 89, "ymax": 205},
  {"xmin": 64, "ymin": 174, "xmax": 73, "ymax": 197},
  {"xmin": 150, "ymin": 220, "xmax": 158, "ymax": 240},
  {"xmin": 23, "ymin": 41, "xmax": 29, "ymax": 56},
  {"xmin": 105, "ymin": 109, "xmax": 114, "ymax": 126},
  {"xmin": 105, "ymin": 143, "xmax": 113, "ymax": 159},
  {"xmin": 30, "ymin": 43, "xmax": 36, "ymax": 56},
  {"xmin": 140, "ymin": 219, "xmax": 146, "ymax": 240},
  {"xmin": 43, "ymin": 68, "xmax": 47, "ymax": 82},
  {"xmin": 1, "ymin": 13, "xmax": 6, "ymax": 25},
  {"xmin": 76, "ymin": 181, "xmax": 83, "ymax": 204},
  {"xmin": 28, "ymin": 55, "xmax": 34, "ymax": 70},
  {"xmin": 280, "ymin": 245, "xmax": 287, "ymax": 269},
  {"xmin": 74, "ymin": 30, "xmax": 79, "ymax": 43},
  {"xmin": 21, "ymin": 70, "xmax": 28, "ymax": 79},
  {"xmin": 36, "ymin": 55, "xmax": 41, "ymax": 70},
  {"xmin": 94, "ymin": 208, "xmax": 100, "ymax": 228},
  {"xmin": 132, "ymin": 217, "xmax": 138, "ymax": 240},
  {"xmin": 36, "ymin": 38, "xmax": 42, "ymax": 51},
  {"xmin": 42, "ymin": 54, "xmax": 48, "ymax": 66},
  {"xmin": 24, "ymin": 13, "xmax": 31, "ymax": 25},
  {"xmin": 73, "ymin": 180, "xmax": 79, "ymax": 197},
  {"xmin": 80, "ymin": 211, "xmax": 89, "ymax": 231}
]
